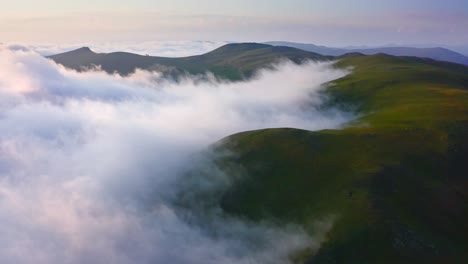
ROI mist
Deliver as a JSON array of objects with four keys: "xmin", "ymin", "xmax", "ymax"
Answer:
[
  {"xmin": 0, "ymin": 47, "xmax": 350, "ymax": 264},
  {"xmin": 2, "ymin": 40, "xmax": 229, "ymax": 57}
]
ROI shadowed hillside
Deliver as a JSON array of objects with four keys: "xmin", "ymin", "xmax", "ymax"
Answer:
[{"xmin": 48, "ymin": 43, "xmax": 331, "ymax": 80}]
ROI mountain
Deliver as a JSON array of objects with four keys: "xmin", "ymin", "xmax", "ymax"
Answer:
[
  {"xmin": 187, "ymin": 54, "xmax": 468, "ymax": 263},
  {"xmin": 265, "ymin": 41, "xmax": 348, "ymax": 56},
  {"xmin": 49, "ymin": 43, "xmax": 468, "ymax": 262},
  {"xmin": 48, "ymin": 43, "xmax": 331, "ymax": 80},
  {"xmin": 266, "ymin": 41, "xmax": 468, "ymax": 65},
  {"xmin": 446, "ymin": 45, "xmax": 468, "ymax": 57}
]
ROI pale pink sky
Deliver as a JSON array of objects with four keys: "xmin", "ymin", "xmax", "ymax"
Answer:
[{"xmin": 1, "ymin": 0, "xmax": 467, "ymax": 46}]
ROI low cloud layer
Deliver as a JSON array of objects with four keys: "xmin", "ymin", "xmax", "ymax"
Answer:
[
  {"xmin": 2, "ymin": 40, "xmax": 230, "ymax": 57},
  {"xmin": 0, "ymin": 47, "xmax": 350, "ymax": 264}
]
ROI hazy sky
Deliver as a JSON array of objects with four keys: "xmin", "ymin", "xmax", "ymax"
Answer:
[{"xmin": 1, "ymin": 0, "xmax": 467, "ymax": 46}]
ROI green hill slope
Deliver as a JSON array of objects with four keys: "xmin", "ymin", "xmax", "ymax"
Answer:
[
  {"xmin": 48, "ymin": 43, "xmax": 330, "ymax": 80},
  {"xmin": 203, "ymin": 54, "xmax": 468, "ymax": 263}
]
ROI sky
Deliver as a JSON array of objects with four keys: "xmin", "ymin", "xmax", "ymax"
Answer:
[{"xmin": 1, "ymin": 1, "xmax": 468, "ymax": 49}]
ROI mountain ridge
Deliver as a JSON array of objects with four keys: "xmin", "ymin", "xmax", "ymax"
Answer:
[
  {"xmin": 48, "ymin": 43, "xmax": 331, "ymax": 80},
  {"xmin": 49, "ymin": 43, "xmax": 468, "ymax": 82},
  {"xmin": 266, "ymin": 41, "xmax": 468, "ymax": 65}
]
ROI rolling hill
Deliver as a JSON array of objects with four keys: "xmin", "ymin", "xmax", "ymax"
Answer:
[
  {"xmin": 266, "ymin": 41, "xmax": 468, "ymax": 66},
  {"xmin": 48, "ymin": 43, "xmax": 331, "ymax": 80},
  {"xmin": 185, "ymin": 54, "xmax": 468, "ymax": 263}
]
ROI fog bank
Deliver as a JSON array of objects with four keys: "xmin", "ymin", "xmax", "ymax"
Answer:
[{"xmin": 0, "ymin": 47, "xmax": 350, "ymax": 264}]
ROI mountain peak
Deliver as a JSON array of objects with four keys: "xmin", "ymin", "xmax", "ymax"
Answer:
[
  {"xmin": 207, "ymin": 43, "xmax": 272, "ymax": 54},
  {"xmin": 47, "ymin": 46, "xmax": 97, "ymax": 61},
  {"xmin": 75, "ymin": 47, "xmax": 93, "ymax": 53}
]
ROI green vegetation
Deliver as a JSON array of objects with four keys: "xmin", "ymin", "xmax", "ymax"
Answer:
[
  {"xmin": 210, "ymin": 54, "xmax": 468, "ymax": 263},
  {"xmin": 48, "ymin": 43, "xmax": 330, "ymax": 80}
]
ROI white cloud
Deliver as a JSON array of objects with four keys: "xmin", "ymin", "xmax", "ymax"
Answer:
[
  {"xmin": 3, "ymin": 40, "xmax": 230, "ymax": 57},
  {"xmin": 0, "ymin": 47, "xmax": 350, "ymax": 263}
]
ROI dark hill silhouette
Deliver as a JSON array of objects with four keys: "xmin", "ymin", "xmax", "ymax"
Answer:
[{"xmin": 48, "ymin": 43, "xmax": 331, "ymax": 80}]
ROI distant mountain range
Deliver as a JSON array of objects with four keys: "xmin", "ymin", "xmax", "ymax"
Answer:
[
  {"xmin": 48, "ymin": 43, "xmax": 330, "ymax": 80},
  {"xmin": 265, "ymin": 41, "xmax": 468, "ymax": 65},
  {"xmin": 49, "ymin": 43, "xmax": 468, "ymax": 82}
]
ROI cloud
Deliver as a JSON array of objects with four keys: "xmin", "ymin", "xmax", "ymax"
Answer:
[
  {"xmin": 0, "ymin": 47, "xmax": 350, "ymax": 263},
  {"xmin": 2, "ymin": 40, "xmax": 230, "ymax": 57}
]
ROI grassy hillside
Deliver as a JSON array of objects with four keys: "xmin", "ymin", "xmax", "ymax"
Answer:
[
  {"xmin": 204, "ymin": 54, "xmax": 468, "ymax": 263},
  {"xmin": 48, "ymin": 43, "xmax": 330, "ymax": 80}
]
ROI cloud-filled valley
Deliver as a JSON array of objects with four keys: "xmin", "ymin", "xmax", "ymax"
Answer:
[{"xmin": 0, "ymin": 47, "xmax": 351, "ymax": 264}]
